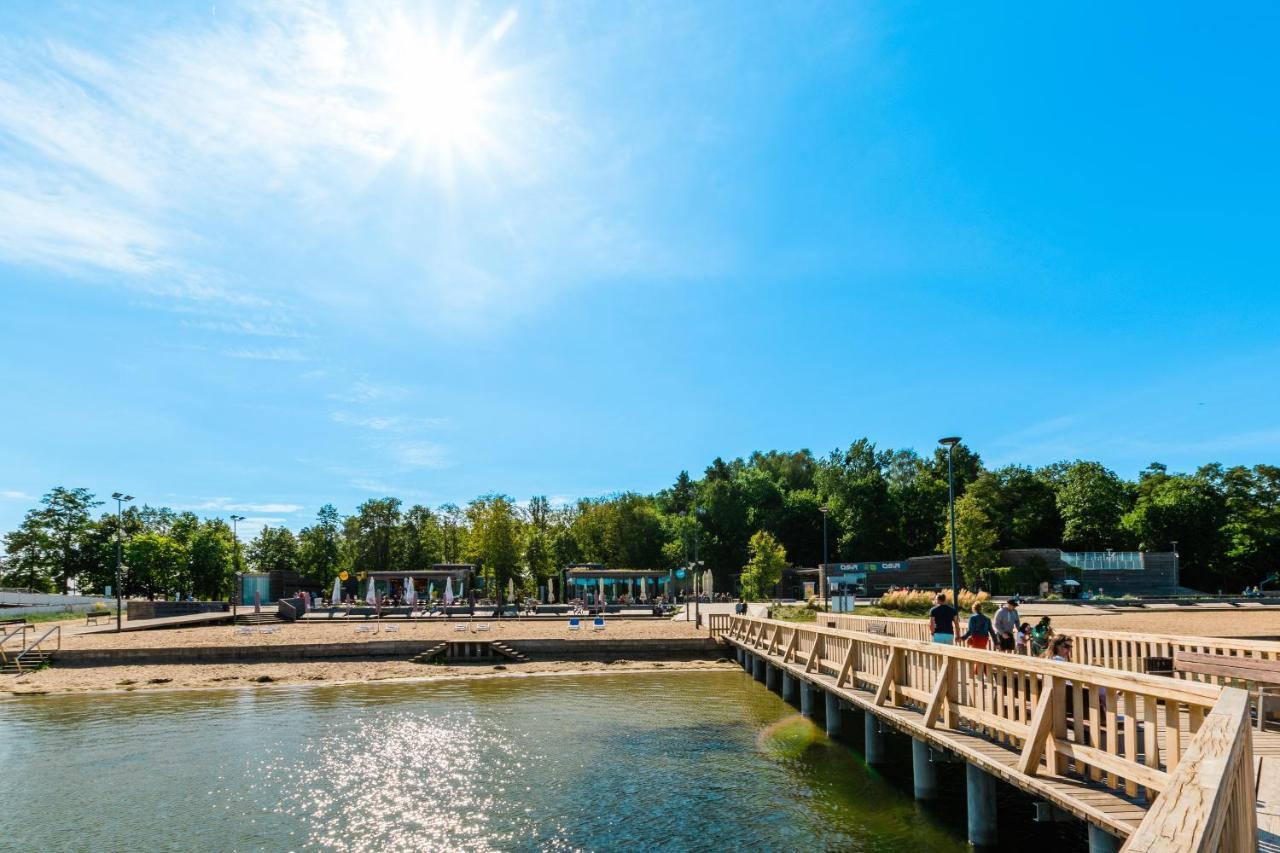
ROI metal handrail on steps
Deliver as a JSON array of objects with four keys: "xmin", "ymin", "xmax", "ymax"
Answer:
[
  {"xmin": 13, "ymin": 625, "xmax": 61, "ymax": 672},
  {"xmin": 0, "ymin": 622, "xmax": 35, "ymax": 666}
]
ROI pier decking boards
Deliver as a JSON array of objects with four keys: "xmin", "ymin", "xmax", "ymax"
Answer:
[{"xmin": 722, "ymin": 616, "xmax": 1272, "ymax": 851}]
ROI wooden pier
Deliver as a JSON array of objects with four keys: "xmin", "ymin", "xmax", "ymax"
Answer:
[{"xmin": 718, "ymin": 614, "xmax": 1273, "ymax": 852}]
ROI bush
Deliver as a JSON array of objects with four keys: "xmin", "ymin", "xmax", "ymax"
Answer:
[
  {"xmin": 875, "ymin": 588, "xmax": 991, "ymax": 615},
  {"xmin": 988, "ymin": 564, "xmax": 1051, "ymax": 596}
]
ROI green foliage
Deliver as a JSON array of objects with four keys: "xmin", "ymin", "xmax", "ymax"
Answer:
[
  {"xmin": 740, "ymin": 530, "xmax": 787, "ymax": 600},
  {"xmin": 940, "ymin": 492, "xmax": 1000, "ymax": 586},
  {"xmin": 246, "ymin": 526, "xmax": 299, "ymax": 574},
  {"xmin": 1052, "ymin": 461, "xmax": 1131, "ymax": 550},
  {"xmin": 126, "ymin": 532, "xmax": 187, "ymax": 598},
  {"xmin": 298, "ymin": 504, "xmax": 343, "ymax": 586},
  {"xmin": 465, "ymin": 494, "xmax": 522, "ymax": 595}
]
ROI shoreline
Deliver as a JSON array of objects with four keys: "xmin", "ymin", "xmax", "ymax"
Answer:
[{"xmin": 1, "ymin": 657, "xmax": 739, "ymax": 700}]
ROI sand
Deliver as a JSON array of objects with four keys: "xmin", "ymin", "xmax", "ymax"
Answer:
[
  {"xmin": 1, "ymin": 657, "xmax": 739, "ymax": 697},
  {"xmin": 1015, "ymin": 605, "xmax": 1280, "ymax": 639}
]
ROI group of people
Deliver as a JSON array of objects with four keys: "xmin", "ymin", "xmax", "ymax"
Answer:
[{"xmin": 928, "ymin": 595, "xmax": 1067, "ymax": 659}]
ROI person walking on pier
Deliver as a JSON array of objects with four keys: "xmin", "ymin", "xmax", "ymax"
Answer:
[
  {"xmin": 928, "ymin": 592, "xmax": 958, "ymax": 644},
  {"xmin": 993, "ymin": 598, "xmax": 1020, "ymax": 652},
  {"xmin": 960, "ymin": 601, "xmax": 997, "ymax": 650}
]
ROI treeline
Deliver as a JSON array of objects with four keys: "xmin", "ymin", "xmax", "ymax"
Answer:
[{"xmin": 2, "ymin": 441, "xmax": 1277, "ymax": 598}]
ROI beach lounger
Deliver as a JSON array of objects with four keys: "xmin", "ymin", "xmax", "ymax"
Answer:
[
  {"xmin": 383, "ymin": 625, "xmax": 399, "ymax": 633},
  {"xmin": 477, "ymin": 623, "xmax": 490, "ymax": 632},
  {"xmin": 236, "ymin": 626, "xmax": 253, "ymax": 635},
  {"xmin": 453, "ymin": 623, "xmax": 467, "ymax": 632},
  {"xmin": 355, "ymin": 625, "xmax": 373, "ymax": 633},
  {"xmin": 259, "ymin": 626, "xmax": 277, "ymax": 635},
  {"xmin": 568, "ymin": 618, "xmax": 581, "ymax": 630},
  {"xmin": 592, "ymin": 617, "xmax": 606, "ymax": 631}
]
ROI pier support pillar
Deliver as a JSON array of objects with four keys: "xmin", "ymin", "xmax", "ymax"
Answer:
[
  {"xmin": 911, "ymin": 738, "xmax": 937, "ymax": 800},
  {"xmin": 735, "ymin": 647, "xmax": 744, "ymax": 666},
  {"xmin": 1087, "ymin": 825, "xmax": 1120, "ymax": 853},
  {"xmin": 965, "ymin": 764, "xmax": 998, "ymax": 847},
  {"xmin": 824, "ymin": 692, "xmax": 843, "ymax": 738},
  {"xmin": 782, "ymin": 672, "xmax": 798, "ymax": 704},
  {"xmin": 753, "ymin": 655, "xmax": 767, "ymax": 683},
  {"xmin": 765, "ymin": 663, "xmax": 780, "ymax": 693},
  {"xmin": 863, "ymin": 713, "xmax": 885, "ymax": 763},
  {"xmin": 800, "ymin": 681, "xmax": 815, "ymax": 717}
]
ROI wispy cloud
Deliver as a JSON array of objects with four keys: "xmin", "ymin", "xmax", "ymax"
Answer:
[
  {"xmin": 390, "ymin": 441, "xmax": 448, "ymax": 469},
  {"xmin": 331, "ymin": 411, "xmax": 446, "ymax": 431},
  {"xmin": 179, "ymin": 498, "xmax": 305, "ymax": 514},
  {"xmin": 0, "ymin": 490, "xmax": 35, "ymax": 501},
  {"xmin": 328, "ymin": 382, "xmax": 411, "ymax": 405},
  {"xmin": 224, "ymin": 347, "xmax": 308, "ymax": 362}
]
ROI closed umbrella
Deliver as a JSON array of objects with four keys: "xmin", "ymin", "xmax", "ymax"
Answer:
[
  {"xmin": 428, "ymin": 581, "xmax": 435, "ymax": 603},
  {"xmin": 443, "ymin": 576, "xmax": 454, "ymax": 606},
  {"xmin": 598, "ymin": 576, "xmax": 605, "ymax": 605},
  {"xmin": 365, "ymin": 576, "xmax": 378, "ymax": 606},
  {"xmin": 549, "ymin": 577, "xmax": 556, "ymax": 604},
  {"xmin": 404, "ymin": 577, "xmax": 417, "ymax": 607},
  {"xmin": 331, "ymin": 576, "xmax": 342, "ymax": 606},
  {"xmin": 508, "ymin": 577, "xmax": 515, "ymax": 603},
  {"xmin": 704, "ymin": 569, "xmax": 713, "ymax": 600}
]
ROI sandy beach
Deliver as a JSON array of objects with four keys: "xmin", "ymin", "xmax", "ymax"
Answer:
[{"xmin": 1014, "ymin": 605, "xmax": 1280, "ymax": 638}]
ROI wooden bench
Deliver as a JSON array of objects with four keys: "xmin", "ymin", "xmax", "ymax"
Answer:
[
  {"xmin": 85, "ymin": 610, "xmax": 113, "ymax": 625},
  {"xmin": 866, "ymin": 623, "xmax": 889, "ymax": 636},
  {"xmin": 1175, "ymin": 650, "xmax": 1280, "ymax": 730}
]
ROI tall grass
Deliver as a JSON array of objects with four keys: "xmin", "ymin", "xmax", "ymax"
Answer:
[{"xmin": 875, "ymin": 588, "xmax": 991, "ymax": 615}]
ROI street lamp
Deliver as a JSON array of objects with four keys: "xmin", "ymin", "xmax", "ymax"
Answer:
[
  {"xmin": 819, "ymin": 506, "xmax": 830, "ymax": 611},
  {"xmin": 938, "ymin": 437, "xmax": 962, "ymax": 610},
  {"xmin": 111, "ymin": 492, "xmax": 134, "ymax": 632},
  {"xmin": 230, "ymin": 514, "xmax": 245, "ymax": 621}
]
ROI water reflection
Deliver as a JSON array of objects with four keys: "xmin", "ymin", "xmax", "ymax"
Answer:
[{"xmin": 1, "ymin": 672, "xmax": 966, "ymax": 851}]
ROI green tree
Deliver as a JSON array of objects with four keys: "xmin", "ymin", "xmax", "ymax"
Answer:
[
  {"xmin": 2, "ymin": 514, "xmax": 54, "ymax": 591},
  {"xmin": 188, "ymin": 520, "xmax": 234, "ymax": 599},
  {"xmin": 298, "ymin": 504, "xmax": 344, "ymax": 585},
  {"xmin": 1209, "ymin": 464, "xmax": 1280, "ymax": 589},
  {"xmin": 941, "ymin": 492, "xmax": 1000, "ymax": 587},
  {"xmin": 126, "ymin": 532, "xmax": 187, "ymax": 598},
  {"xmin": 465, "ymin": 495, "xmax": 522, "ymax": 595},
  {"xmin": 438, "ymin": 503, "xmax": 467, "ymax": 563},
  {"xmin": 1052, "ymin": 461, "xmax": 1132, "ymax": 550},
  {"xmin": 741, "ymin": 530, "xmax": 787, "ymax": 601},
  {"xmin": 343, "ymin": 498, "xmax": 402, "ymax": 573},
  {"xmin": 246, "ymin": 525, "xmax": 299, "ymax": 574},
  {"xmin": 394, "ymin": 504, "xmax": 444, "ymax": 572},
  {"xmin": 36, "ymin": 487, "xmax": 102, "ymax": 592}
]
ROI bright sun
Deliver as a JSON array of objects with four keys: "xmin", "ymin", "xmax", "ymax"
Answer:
[{"xmin": 381, "ymin": 22, "xmax": 507, "ymax": 182}]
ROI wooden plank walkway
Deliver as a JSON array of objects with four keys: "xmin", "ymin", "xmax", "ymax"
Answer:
[
  {"xmin": 726, "ymin": 632, "xmax": 1280, "ymax": 845},
  {"xmin": 77, "ymin": 610, "xmax": 234, "ymax": 634}
]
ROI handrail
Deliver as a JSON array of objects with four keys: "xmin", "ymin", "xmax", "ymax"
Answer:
[
  {"xmin": 14, "ymin": 625, "xmax": 61, "ymax": 672},
  {"xmin": 729, "ymin": 614, "xmax": 1264, "ymax": 846},
  {"xmin": 1121, "ymin": 687, "xmax": 1256, "ymax": 851},
  {"xmin": 0, "ymin": 623, "xmax": 34, "ymax": 665}
]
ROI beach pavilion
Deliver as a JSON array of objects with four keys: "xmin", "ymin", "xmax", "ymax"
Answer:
[
  {"xmin": 562, "ymin": 563, "xmax": 672, "ymax": 604},
  {"xmin": 366, "ymin": 564, "xmax": 476, "ymax": 600}
]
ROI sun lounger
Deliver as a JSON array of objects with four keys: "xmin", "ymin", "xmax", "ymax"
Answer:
[
  {"xmin": 355, "ymin": 625, "xmax": 373, "ymax": 633},
  {"xmin": 236, "ymin": 626, "xmax": 254, "ymax": 635},
  {"xmin": 453, "ymin": 623, "xmax": 467, "ymax": 632},
  {"xmin": 592, "ymin": 617, "xmax": 606, "ymax": 631},
  {"xmin": 568, "ymin": 618, "xmax": 581, "ymax": 630},
  {"xmin": 383, "ymin": 625, "xmax": 399, "ymax": 633},
  {"xmin": 259, "ymin": 626, "xmax": 277, "ymax": 634}
]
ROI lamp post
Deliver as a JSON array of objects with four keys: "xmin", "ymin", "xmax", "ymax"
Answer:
[
  {"xmin": 111, "ymin": 492, "xmax": 134, "ymax": 632},
  {"xmin": 938, "ymin": 437, "xmax": 962, "ymax": 610},
  {"xmin": 230, "ymin": 514, "xmax": 245, "ymax": 621},
  {"xmin": 819, "ymin": 506, "xmax": 830, "ymax": 611}
]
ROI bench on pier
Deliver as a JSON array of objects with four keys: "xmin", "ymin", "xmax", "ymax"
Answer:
[
  {"xmin": 1174, "ymin": 650, "xmax": 1280, "ymax": 730},
  {"xmin": 85, "ymin": 610, "xmax": 113, "ymax": 625}
]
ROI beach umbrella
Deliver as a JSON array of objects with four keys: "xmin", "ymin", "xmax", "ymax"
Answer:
[
  {"xmin": 331, "ymin": 576, "xmax": 342, "ymax": 605},
  {"xmin": 508, "ymin": 577, "xmax": 515, "ymax": 603},
  {"xmin": 428, "ymin": 581, "xmax": 435, "ymax": 602},
  {"xmin": 598, "ymin": 576, "xmax": 605, "ymax": 604},
  {"xmin": 549, "ymin": 576, "xmax": 556, "ymax": 604},
  {"xmin": 443, "ymin": 576, "xmax": 454, "ymax": 605},
  {"xmin": 365, "ymin": 576, "xmax": 378, "ymax": 606},
  {"xmin": 404, "ymin": 577, "xmax": 417, "ymax": 607},
  {"xmin": 704, "ymin": 569, "xmax": 713, "ymax": 599}
]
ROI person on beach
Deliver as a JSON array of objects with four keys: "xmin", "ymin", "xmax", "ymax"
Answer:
[
  {"xmin": 993, "ymin": 598, "xmax": 1019, "ymax": 652},
  {"xmin": 928, "ymin": 592, "xmax": 958, "ymax": 644},
  {"xmin": 960, "ymin": 602, "xmax": 997, "ymax": 650}
]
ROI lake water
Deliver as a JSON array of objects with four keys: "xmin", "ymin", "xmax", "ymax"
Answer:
[{"xmin": 0, "ymin": 671, "xmax": 981, "ymax": 851}]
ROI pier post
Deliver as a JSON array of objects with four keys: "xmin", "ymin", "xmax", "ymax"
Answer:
[
  {"xmin": 965, "ymin": 764, "xmax": 998, "ymax": 847},
  {"xmin": 824, "ymin": 692, "xmax": 842, "ymax": 737},
  {"xmin": 736, "ymin": 647, "xmax": 744, "ymax": 666},
  {"xmin": 800, "ymin": 681, "xmax": 814, "ymax": 717},
  {"xmin": 782, "ymin": 672, "xmax": 798, "ymax": 704},
  {"xmin": 1087, "ymin": 825, "xmax": 1120, "ymax": 853},
  {"xmin": 911, "ymin": 738, "xmax": 937, "ymax": 800},
  {"xmin": 766, "ymin": 663, "xmax": 780, "ymax": 692},
  {"xmin": 863, "ymin": 713, "xmax": 884, "ymax": 763},
  {"xmin": 753, "ymin": 655, "xmax": 767, "ymax": 683}
]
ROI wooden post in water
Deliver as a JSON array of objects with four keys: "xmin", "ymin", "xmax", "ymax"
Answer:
[
  {"xmin": 966, "ymin": 764, "xmax": 998, "ymax": 847},
  {"xmin": 864, "ymin": 713, "xmax": 884, "ymax": 763},
  {"xmin": 824, "ymin": 692, "xmax": 842, "ymax": 737},
  {"xmin": 766, "ymin": 663, "xmax": 780, "ymax": 693},
  {"xmin": 912, "ymin": 738, "xmax": 937, "ymax": 800},
  {"xmin": 782, "ymin": 671, "xmax": 797, "ymax": 704}
]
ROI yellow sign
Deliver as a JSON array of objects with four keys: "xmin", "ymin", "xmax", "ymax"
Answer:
[{"xmin": 338, "ymin": 571, "xmax": 349, "ymax": 582}]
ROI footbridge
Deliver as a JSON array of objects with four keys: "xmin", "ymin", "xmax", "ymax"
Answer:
[{"xmin": 714, "ymin": 614, "xmax": 1273, "ymax": 852}]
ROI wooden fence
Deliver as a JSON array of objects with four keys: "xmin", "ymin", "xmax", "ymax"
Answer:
[{"xmin": 724, "ymin": 616, "xmax": 1258, "ymax": 850}]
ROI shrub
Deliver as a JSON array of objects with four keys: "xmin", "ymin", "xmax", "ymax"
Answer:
[{"xmin": 875, "ymin": 588, "xmax": 991, "ymax": 615}]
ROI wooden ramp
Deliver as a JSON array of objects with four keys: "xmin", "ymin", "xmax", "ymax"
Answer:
[{"xmin": 78, "ymin": 611, "xmax": 234, "ymax": 634}]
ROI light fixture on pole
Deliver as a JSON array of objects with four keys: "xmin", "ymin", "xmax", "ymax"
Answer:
[
  {"xmin": 229, "ymin": 515, "xmax": 246, "ymax": 621},
  {"xmin": 938, "ymin": 437, "xmax": 962, "ymax": 610},
  {"xmin": 111, "ymin": 492, "xmax": 134, "ymax": 632},
  {"xmin": 819, "ymin": 506, "xmax": 830, "ymax": 611}
]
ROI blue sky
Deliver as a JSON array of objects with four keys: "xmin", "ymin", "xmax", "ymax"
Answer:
[{"xmin": 1, "ymin": 2, "xmax": 1277, "ymax": 538}]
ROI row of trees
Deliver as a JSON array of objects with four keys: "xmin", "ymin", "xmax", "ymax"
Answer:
[{"xmin": 3, "ymin": 442, "xmax": 1277, "ymax": 598}]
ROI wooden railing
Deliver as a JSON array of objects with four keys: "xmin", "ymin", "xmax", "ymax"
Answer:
[
  {"xmin": 1121, "ymin": 687, "xmax": 1256, "ymax": 852},
  {"xmin": 705, "ymin": 613, "xmax": 733, "ymax": 635},
  {"xmin": 820, "ymin": 612, "xmax": 932, "ymax": 641},
  {"xmin": 726, "ymin": 615, "xmax": 1259, "ymax": 846}
]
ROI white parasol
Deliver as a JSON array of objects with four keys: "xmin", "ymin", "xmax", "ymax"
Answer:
[
  {"xmin": 443, "ymin": 576, "xmax": 454, "ymax": 605},
  {"xmin": 404, "ymin": 576, "xmax": 417, "ymax": 607},
  {"xmin": 507, "ymin": 577, "xmax": 515, "ymax": 603},
  {"xmin": 598, "ymin": 576, "xmax": 605, "ymax": 605},
  {"xmin": 331, "ymin": 575, "xmax": 342, "ymax": 605},
  {"xmin": 549, "ymin": 577, "xmax": 556, "ymax": 604},
  {"xmin": 365, "ymin": 576, "xmax": 377, "ymax": 606}
]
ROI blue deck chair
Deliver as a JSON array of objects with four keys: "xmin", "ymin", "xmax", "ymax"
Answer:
[{"xmin": 568, "ymin": 617, "xmax": 581, "ymax": 630}]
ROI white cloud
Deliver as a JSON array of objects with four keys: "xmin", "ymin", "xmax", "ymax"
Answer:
[
  {"xmin": 224, "ymin": 347, "xmax": 308, "ymax": 362},
  {"xmin": 0, "ymin": 490, "xmax": 35, "ymax": 501},
  {"xmin": 391, "ymin": 441, "xmax": 448, "ymax": 469},
  {"xmin": 181, "ymin": 498, "xmax": 305, "ymax": 514},
  {"xmin": 331, "ymin": 411, "xmax": 446, "ymax": 431},
  {"xmin": 328, "ymin": 382, "xmax": 411, "ymax": 404}
]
